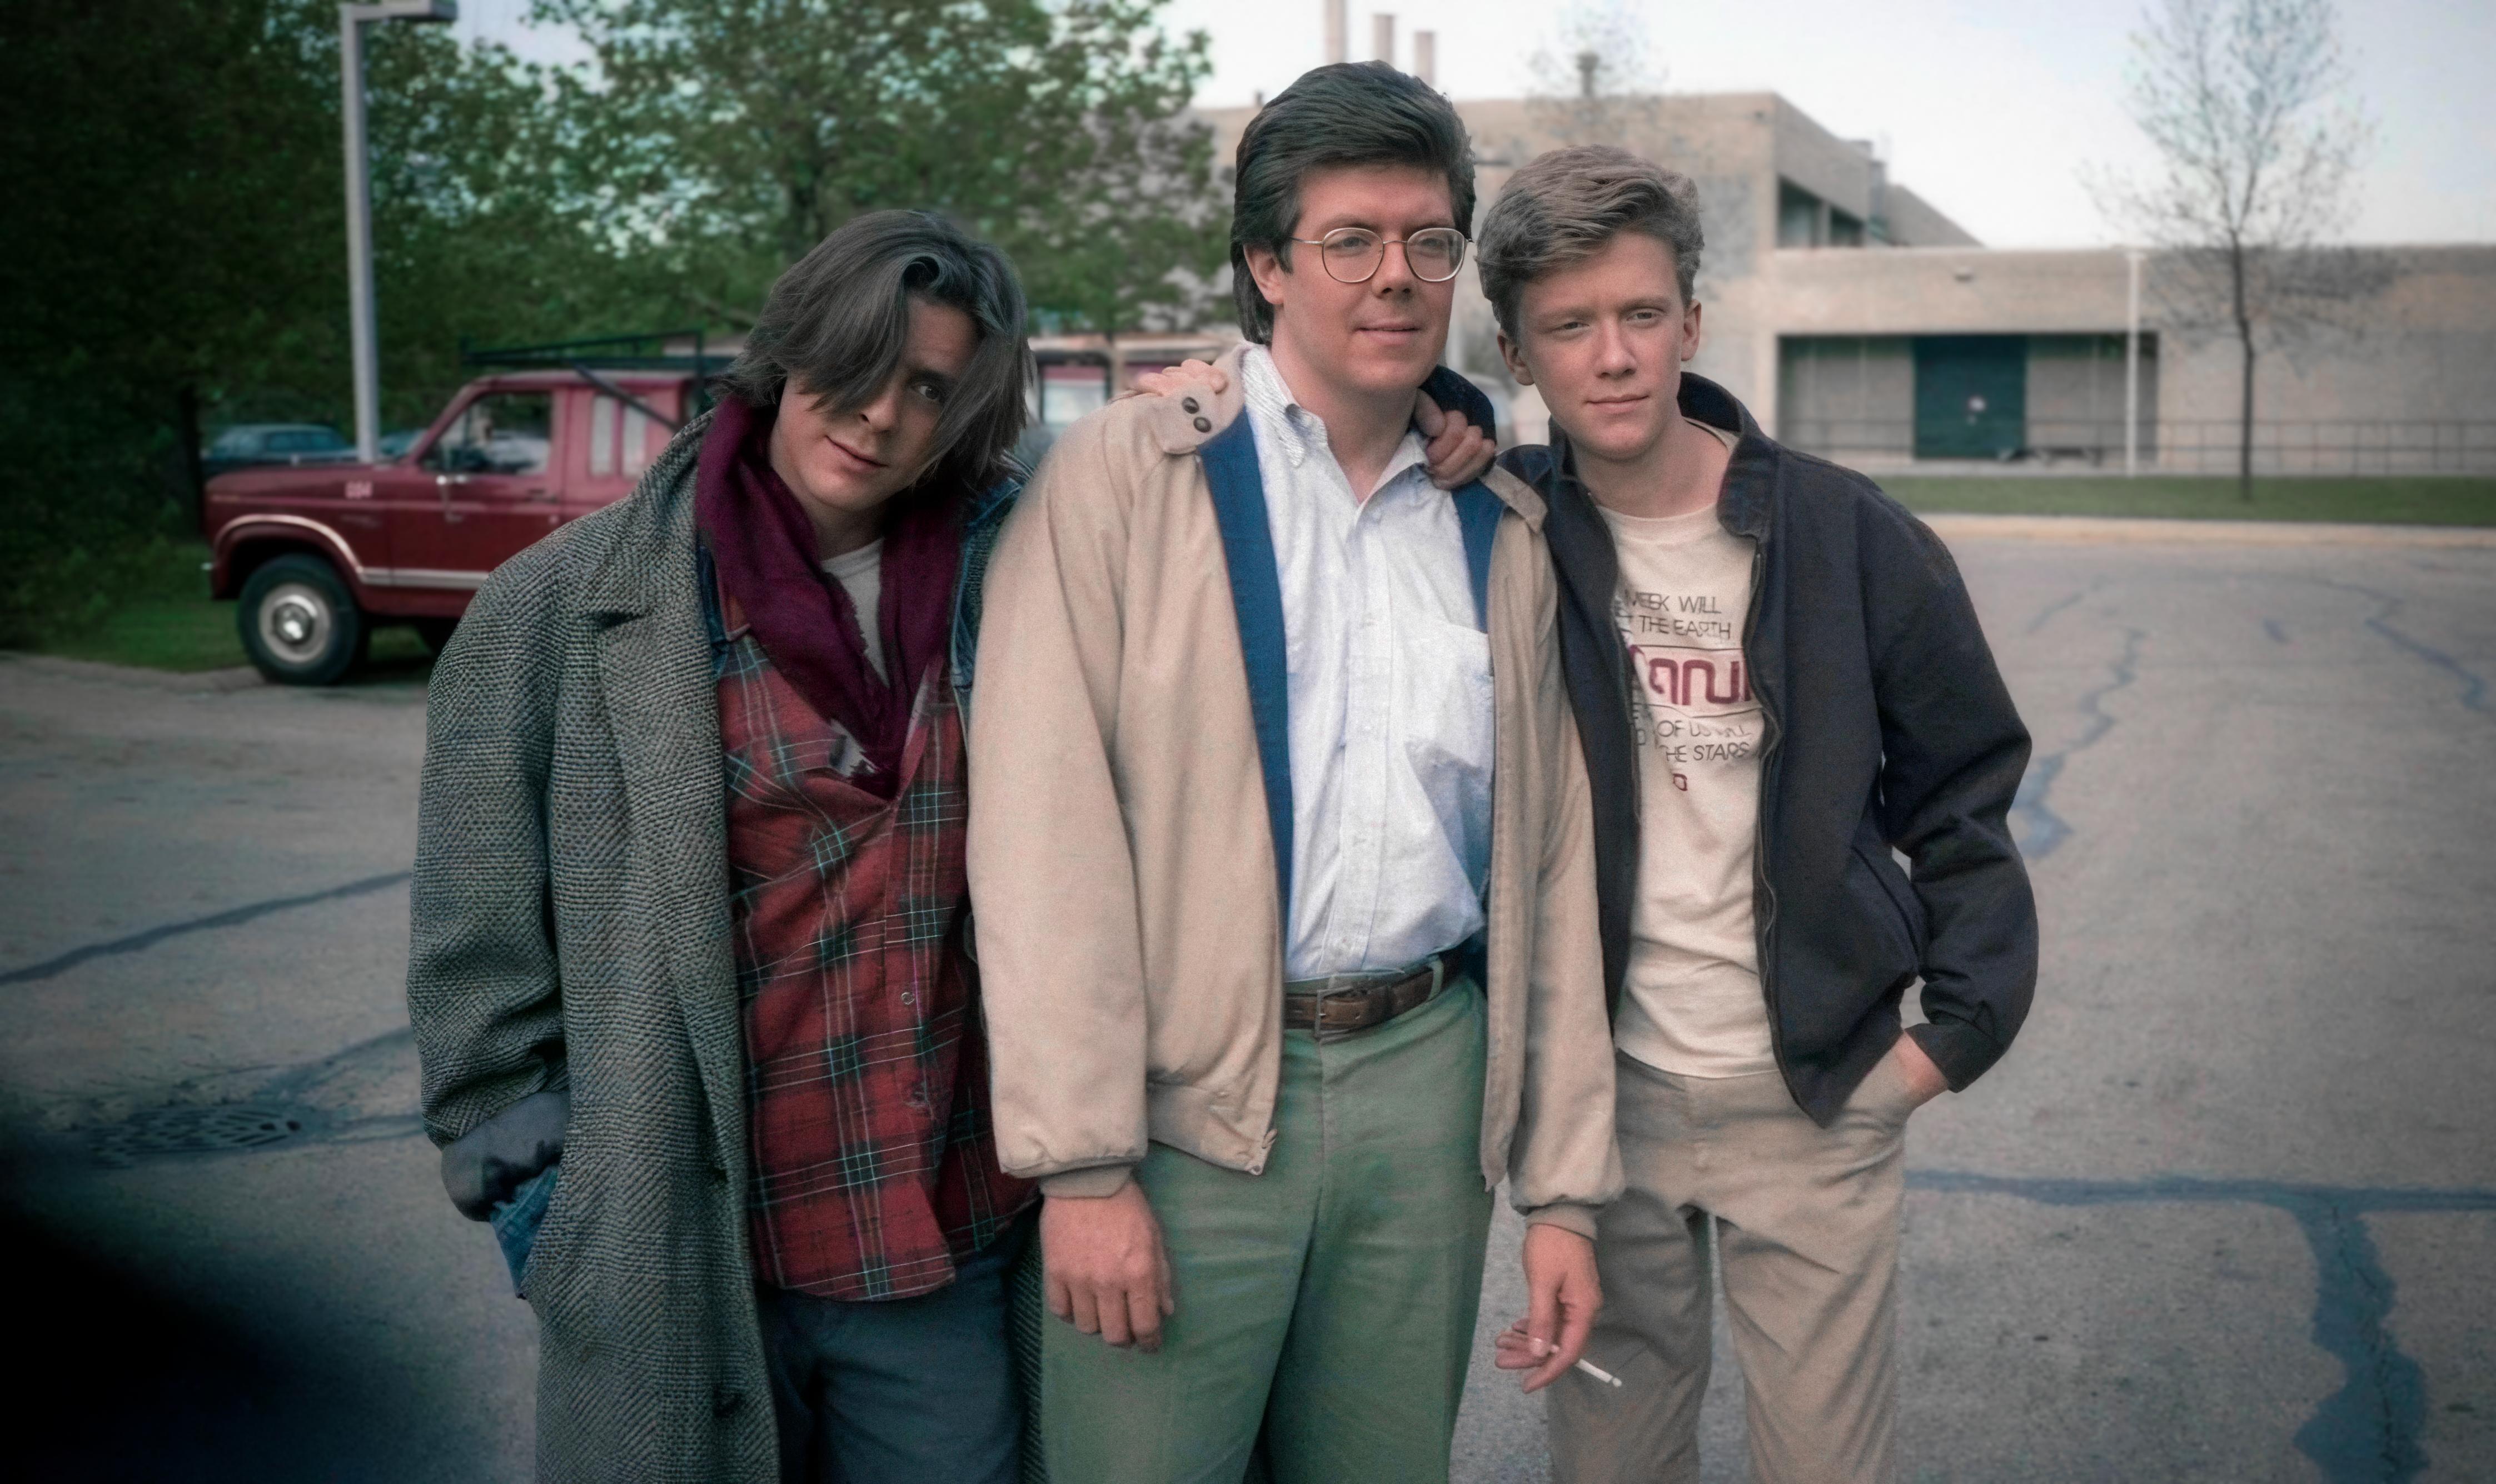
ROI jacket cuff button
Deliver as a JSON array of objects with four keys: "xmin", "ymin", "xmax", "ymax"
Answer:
[
  {"xmin": 713, "ymin": 1387, "xmax": 744, "ymax": 1417},
  {"xmin": 1192, "ymin": 416, "xmax": 1212, "ymax": 433}
]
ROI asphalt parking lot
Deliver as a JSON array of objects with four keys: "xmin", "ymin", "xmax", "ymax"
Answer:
[{"xmin": 2, "ymin": 519, "xmax": 2491, "ymax": 1482}]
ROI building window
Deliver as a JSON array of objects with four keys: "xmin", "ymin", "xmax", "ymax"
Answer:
[
  {"xmin": 1777, "ymin": 336, "xmax": 1913, "ymax": 458},
  {"xmin": 1777, "ymin": 333, "xmax": 2158, "ymax": 467},
  {"xmin": 1777, "ymin": 181, "xmax": 1822, "ymax": 248}
]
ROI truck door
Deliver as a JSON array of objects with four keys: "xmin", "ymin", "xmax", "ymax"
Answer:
[{"xmin": 401, "ymin": 388, "xmax": 567, "ymax": 587}]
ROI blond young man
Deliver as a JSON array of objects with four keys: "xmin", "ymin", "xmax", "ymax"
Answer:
[{"xmin": 1476, "ymin": 147, "xmax": 2039, "ymax": 1482}]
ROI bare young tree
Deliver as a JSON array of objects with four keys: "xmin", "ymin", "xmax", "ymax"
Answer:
[
  {"xmin": 2094, "ymin": 0, "xmax": 2377, "ymax": 500},
  {"xmin": 1525, "ymin": 1, "xmax": 1670, "ymax": 153}
]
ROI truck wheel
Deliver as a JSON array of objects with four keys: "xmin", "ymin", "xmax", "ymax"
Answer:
[
  {"xmin": 237, "ymin": 554, "xmax": 367, "ymax": 685},
  {"xmin": 412, "ymin": 617, "xmax": 458, "ymax": 655}
]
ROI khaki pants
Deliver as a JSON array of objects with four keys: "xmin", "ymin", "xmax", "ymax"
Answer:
[
  {"xmin": 1549, "ymin": 1050, "xmax": 1915, "ymax": 1484},
  {"xmin": 1038, "ymin": 980, "xmax": 1496, "ymax": 1484}
]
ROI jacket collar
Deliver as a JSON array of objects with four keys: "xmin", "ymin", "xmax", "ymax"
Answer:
[
  {"xmin": 1542, "ymin": 371, "xmax": 1773, "ymax": 542},
  {"xmin": 1149, "ymin": 342, "xmax": 1545, "ymax": 531},
  {"xmin": 963, "ymin": 470, "xmax": 1020, "ymax": 531}
]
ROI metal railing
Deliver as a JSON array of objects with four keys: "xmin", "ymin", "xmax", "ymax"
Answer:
[
  {"xmin": 459, "ymin": 328, "xmax": 724, "ymax": 376},
  {"xmin": 1778, "ymin": 418, "xmax": 2496, "ymax": 476}
]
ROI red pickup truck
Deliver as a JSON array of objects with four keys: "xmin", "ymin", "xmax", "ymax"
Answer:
[{"xmin": 203, "ymin": 366, "xmax": 695, "ymax": 683}]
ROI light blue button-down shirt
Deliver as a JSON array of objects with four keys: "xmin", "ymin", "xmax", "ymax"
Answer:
[{"xmin": 1237, "ymin": 346, "xmax": 1494, "ymax": 981}]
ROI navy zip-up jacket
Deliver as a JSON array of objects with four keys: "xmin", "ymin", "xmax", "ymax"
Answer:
[{"xmin": 1506, "ymin": 372, "xmax": 2039, "ymax": 1125}]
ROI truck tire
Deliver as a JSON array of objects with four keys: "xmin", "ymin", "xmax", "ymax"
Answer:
[{"xmin": 237, "ymin": 554, "xmax": 367, "ymax": 685}]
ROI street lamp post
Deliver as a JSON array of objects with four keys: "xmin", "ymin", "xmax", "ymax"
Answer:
[
  {"xmin": 2124, "ymin": 247, "xmax": 2146, "ymax": 479},
  {"xmin": 339, "ymin": 1, "xmax": 457, "ymax": 463}
]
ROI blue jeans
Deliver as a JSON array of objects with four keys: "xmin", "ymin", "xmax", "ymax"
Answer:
[
  {"xmin": 756, "ymin": 1213, "xmax": 1033, "ymax": 1484},
  {"xmin": 488, "ymin": 1163, "xmax": 561, "ymax": 1295}
]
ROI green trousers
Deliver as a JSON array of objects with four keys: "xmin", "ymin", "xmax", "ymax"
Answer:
[{"xmin": 1038, "ymin": 979, "xmax": 1497, "ymax": 1484}]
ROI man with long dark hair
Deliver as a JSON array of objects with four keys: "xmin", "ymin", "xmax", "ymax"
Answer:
[
  {"xmin": 408, "ymin": 210, "xmax": 1041, "ymax": 1484},
  {"xmin": 968, "ymin": 63, "xmax": 1621, "ymax": 1482}
]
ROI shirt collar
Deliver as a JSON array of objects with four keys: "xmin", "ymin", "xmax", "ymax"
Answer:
[{"xmin": 1239, "ymin": 344, "xmax": 1431, "ymax": 492}]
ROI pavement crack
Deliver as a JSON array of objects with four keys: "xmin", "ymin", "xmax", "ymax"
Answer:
[
  {"xmin": 2009, "ymin": 626, "xmax": 2145, "ymax": 860},
  {"xmin": 1908, "ymin": 1171, "xmax": 2467, "ymax": 1483},
  {"xmin": 1907, "ymin": 1168, "xmax": 2496, "ymax": 1212},
  {"xmin": 256, "ymin": 1027, "xmax": 418, "ymax": 1103},
  {"xmin": 2323, "ymin": 579, "xmax": 2489, "ymax": 715},
  {"xmin": 0, "ymin": 870, "xmax": 412, "ymax": 987},
  {"xmin": 2290, "ymin": 1199, "xmax": 2430, "ymax": 1483},
  {"xmin": 2023, "ymin": 582, "xmax": 2099, "ymax": 636}
]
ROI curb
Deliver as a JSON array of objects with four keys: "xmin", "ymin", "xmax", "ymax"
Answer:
[
  {"xmin": 1918, "ymin": 514, "xmax": 2496, "ymax": 549},
  {"xmin": 0, "ymin": 654, "xmax": 267, "ymax": 694}
]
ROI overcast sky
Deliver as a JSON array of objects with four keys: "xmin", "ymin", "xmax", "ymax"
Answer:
[{"xmin": 460, "ymin": 0, "xmax": 2494, "ymax": 248}]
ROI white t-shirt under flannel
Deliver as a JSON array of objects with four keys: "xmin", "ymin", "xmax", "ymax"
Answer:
[{"xmin": 819, "ymin": 540, "xmax": 886, "ymax": 683}]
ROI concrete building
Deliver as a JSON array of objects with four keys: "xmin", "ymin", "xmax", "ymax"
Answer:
[{"xmin": 1193, "ymin": 88, "xmax": 2496, "ymax": 475}]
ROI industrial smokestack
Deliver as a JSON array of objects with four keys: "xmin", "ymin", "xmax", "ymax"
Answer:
[
  {"xmin": 1374, "ymin": 13, "xmax": 1395, "ymax": 67},
  {"xmin": 1324, "ymin": 0, "xmax": 1347, "ymax": 64},
  {"xmin": 1413, "ymin": 29, "xmax": 1436, "ymax": 86}
]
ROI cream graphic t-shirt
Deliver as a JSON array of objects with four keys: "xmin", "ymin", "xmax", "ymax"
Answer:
[{"xmin": 1602, "ymin": 443, "xmax": 1776, "ymax": 1078}]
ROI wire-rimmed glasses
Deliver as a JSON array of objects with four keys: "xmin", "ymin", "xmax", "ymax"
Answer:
[{"xmin": 1287, "ymin": 226, "xmax": 1471, "ymax": 284}]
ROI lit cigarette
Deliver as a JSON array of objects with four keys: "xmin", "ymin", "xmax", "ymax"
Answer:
[{"xmin": 1509, "ymin": 1331, "xmax": 1628, "ymax": 1388}]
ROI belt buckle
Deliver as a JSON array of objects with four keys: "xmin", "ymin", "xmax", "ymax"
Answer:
[
  {"xmin": 1310, "ymin": 955, "xmax": 1443, "ymax": 1043},
  {"xmin": 1309, "ymin": 978, "xmax": 1369, "ymax": 1044}
]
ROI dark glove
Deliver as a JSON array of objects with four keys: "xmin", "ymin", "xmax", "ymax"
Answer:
[{"xmin": 441, "ymin": 1088, "xmax": 570, "ymax": 1220}]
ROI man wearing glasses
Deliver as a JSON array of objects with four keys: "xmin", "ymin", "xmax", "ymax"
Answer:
[{"xmin": 968, "ymin": 61, "xmax": 1620, "ymax": 1482}]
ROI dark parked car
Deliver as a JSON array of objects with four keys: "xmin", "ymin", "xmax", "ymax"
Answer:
[{"xmin": 202, "ymin": 423, "xmax": 357, "ymax": 481}]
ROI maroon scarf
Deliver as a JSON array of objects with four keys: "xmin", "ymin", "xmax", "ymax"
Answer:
[{"xmin": 694, "ymin": 396, "xmax": 961, "ymax": 796}]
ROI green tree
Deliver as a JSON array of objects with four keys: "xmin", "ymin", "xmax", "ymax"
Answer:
[
  {"xmin": 3, "ymin": 0, "xmax": 336, "ymax": 644},
  {"xmin": 363, "ymin": 21, "xmax": 676, "ymax": 425},
  {"xmin": 0, "ymin": 0, "xmax": 645, "ymax": 644},
  {"xmin": 535, "ymin": 0, "xmax": 1229, "ymax": 338}
]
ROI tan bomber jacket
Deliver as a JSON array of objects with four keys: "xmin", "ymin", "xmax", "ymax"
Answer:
[{"xmin": 966, "ymin": 346, "xmax": 1622, "ymax": 1236}]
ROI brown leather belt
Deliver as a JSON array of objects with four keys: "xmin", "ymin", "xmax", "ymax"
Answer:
[{"xmin": 1282, "ymin": 953, "xmax": 1457, "ymax": 1040}]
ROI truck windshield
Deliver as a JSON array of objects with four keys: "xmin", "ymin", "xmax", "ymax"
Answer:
[{"xmin": 425, "ymin": 392, "xmax": 554, "ymax": 476}]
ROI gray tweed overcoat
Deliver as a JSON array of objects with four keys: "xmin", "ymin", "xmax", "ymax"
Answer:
[{"xmin": 405, "ymin": 416, "xmax": 1014, "ymax": 1483}]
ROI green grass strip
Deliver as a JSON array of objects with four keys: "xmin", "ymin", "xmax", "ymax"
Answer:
[{"xmin": 1881, "ymin": 476, "xmax": 2496, "ymax": 527}]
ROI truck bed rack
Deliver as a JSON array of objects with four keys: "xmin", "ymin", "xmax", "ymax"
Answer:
[{"xmin": 460, "ymin": 329, "xmax": 727, "ymax": 430}]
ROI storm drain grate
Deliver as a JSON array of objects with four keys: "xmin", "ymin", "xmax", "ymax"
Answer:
[{"xmin": 91, "ymin": 1104, "xmax": 306, "ymax": 1168}]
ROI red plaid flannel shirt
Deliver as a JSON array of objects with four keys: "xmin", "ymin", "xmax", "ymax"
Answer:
[{"xmin": 715, "ymin": 588, "xmax": 1034, "ymax": 1302}]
